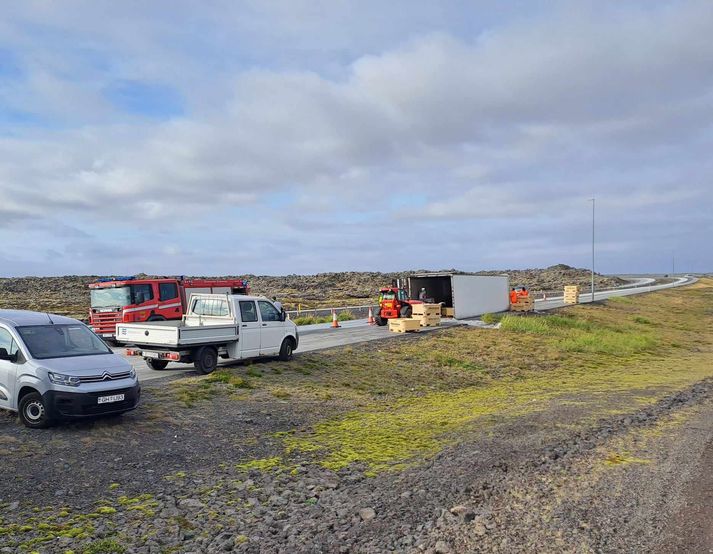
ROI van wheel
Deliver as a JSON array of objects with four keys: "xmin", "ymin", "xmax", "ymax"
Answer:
[
  {"xmin": 19, "ymin": 392, "xmax": 53, "ymax": 429},
  {"xmin": 193, "ymin": 346, "xmax": 218, "ymax": 374},
  {"xmin": 278, "ymin": 338, "xmax": 294, "ymax": 361},
  {"xmin": 146, "ymin": 358, "xmax": 169, "ymax": 370}
]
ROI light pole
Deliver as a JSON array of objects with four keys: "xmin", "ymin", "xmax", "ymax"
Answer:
[{"xmin": 590, "ymin": 198, "xmax": 595, "ymax": 302}]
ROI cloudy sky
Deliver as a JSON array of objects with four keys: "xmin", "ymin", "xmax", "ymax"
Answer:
[{"xmin": 1, "ymin": 1, "xmax": 712, "ymax": 277}]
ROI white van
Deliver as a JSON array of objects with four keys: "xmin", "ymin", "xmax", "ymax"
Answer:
[
  {"xmin": 0, "ymin": 310, "xmax": 140, "ymax": 428},
  {"xmin": 116, "ymin": 294, "xmax": 299, "ymax": 373}
]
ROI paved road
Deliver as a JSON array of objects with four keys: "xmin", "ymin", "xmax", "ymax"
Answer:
[{"xmin": 121, "ymin": 275, "xmax": 695, "ymax": 382}]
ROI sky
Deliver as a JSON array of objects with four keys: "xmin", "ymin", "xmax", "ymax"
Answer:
[{"xmin": 0, "ymin": 0, "xmax": 712, "ymax": 277}]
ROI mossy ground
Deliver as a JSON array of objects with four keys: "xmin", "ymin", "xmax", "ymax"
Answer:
[{"xmin": 270, "ymin": 280, "xmax": 712, "ymax": 473}]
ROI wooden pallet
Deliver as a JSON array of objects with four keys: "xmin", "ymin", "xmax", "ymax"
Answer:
[
  {"xmin": 441, "ymin": 307, "xmax": 455, "ymax": 318},
  {"xmin": 510, "ymin": 297, "xmax": 534, "ymax": 312},
  {"xmin": 389, "ymin": 318, "xmax": 421, "ymax": 333},
  {"xmin": 418, "ymin": 315, "xmax": 442, "ymax": 327}
]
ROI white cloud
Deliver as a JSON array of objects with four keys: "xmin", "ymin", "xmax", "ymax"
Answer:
[{"xmin": 1, "ymin": 1, "xmax": 712, "ymax": 274}]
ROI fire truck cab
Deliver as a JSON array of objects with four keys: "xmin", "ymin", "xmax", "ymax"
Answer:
[{"xmin": 89, "ymin": 276, "xmax": 249, "ymax": 340}]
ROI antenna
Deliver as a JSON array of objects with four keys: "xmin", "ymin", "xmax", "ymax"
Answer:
[{"xmin": 47, "ymin": 313, "xmax": 55, "ymax": 324}]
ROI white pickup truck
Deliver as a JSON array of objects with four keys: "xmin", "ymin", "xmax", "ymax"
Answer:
[{"xmin": 115, "ymin": 294, "xmax": 298, "ymax": 374}]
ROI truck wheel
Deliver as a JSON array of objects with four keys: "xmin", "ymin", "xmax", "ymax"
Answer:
[
  {"xmin": 278, "ymin": 338, "xmax": 295, "ymax": 361},
  {"xmin": 19, "ymin": 392, "xmax": 53, "ymax": 429},
  {"xmin": 375, "ymin": 315, "xmax": 387, "ymax": 326},
  {"xmin": 400, "ymin": 305, "xmax": 413, "ymax": 318},
  {"xmin": 193, "ymin": 346, "xmax": 218, "ymax": 374},
  {"xmin": 146, "ymin": 358, "xmax": 169, "ymax": 370},
  {"xmin": 147, "ymin": 315, "xmax": 166, "ymax": 322}
]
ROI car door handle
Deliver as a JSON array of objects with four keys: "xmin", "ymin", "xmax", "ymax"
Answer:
[
  {"xmin": 242, "ymin": 324, "xmax": 248, "ymax": 327},
  {"xmin": 262, "ymin": 323, "xmax": 267, "ymax": 327}
]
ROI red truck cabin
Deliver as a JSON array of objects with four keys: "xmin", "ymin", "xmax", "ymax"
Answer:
[{"xmin": 89, "ymin": 277, "xmax": 249, "ymax": 339}]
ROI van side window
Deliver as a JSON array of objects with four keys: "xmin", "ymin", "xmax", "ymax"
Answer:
[
  {"xmin": 258, "ymin": 301, "xmax": 281, "ymax": 322},
  {"xmin": 159, "ymin": 283, "xmax": 179, "ymax": 301},
  {"xmin": 239, "ymin": 301, "xmax": 258, "ymax": 322},
  {"xmin": 0, "ymin": 328, "xmax": 18, "ymax": 357}
]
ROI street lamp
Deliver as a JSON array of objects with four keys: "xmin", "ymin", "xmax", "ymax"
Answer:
[{"xmin": 590, "ymin": 198, "xmax": 595, "ymax": 302}]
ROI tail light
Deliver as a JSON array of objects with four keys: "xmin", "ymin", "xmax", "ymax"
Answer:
[
  {"xmin": 126, "ymin": 349, "xmax": 141, "ymax": 356},
  {"xmin": 164, "ymin": 352, "xmax": 180, "ymax": 361}
]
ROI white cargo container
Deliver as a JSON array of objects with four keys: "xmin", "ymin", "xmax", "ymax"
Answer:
[{"xmin": 408, "ymin": 273, "xmax": 510, "ymax": 319}]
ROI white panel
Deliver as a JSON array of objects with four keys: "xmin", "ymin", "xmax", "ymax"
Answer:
[{"xmin": 451, "ymin": 275, "xmax": 510, "ymax": 319}]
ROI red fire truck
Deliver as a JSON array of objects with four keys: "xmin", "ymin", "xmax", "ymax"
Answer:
[{"xmin": 88, "ymin": 276, "xmax": 250, "ymax": 340}]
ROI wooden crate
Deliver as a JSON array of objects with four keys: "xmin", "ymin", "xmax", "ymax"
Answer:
[
  {"xmin": 510, "ymin": 297, "xmax": 534, "ymax": 312},
  {"xmin": 563, "ymin": 294, "xmax": 579, "ymax": 305},
  {"xmin": 441, "ymin": 307, "xmax": 455, "ymax": 318},
  {"xmin": 388, "ymin": 318, "xmax": 421, "ymax": 333},
  {"xmin": 417, "ymin": 315, "xmax": 441, "ymax": 327},
  {"xmin": 564, "ymin": 285, "xmax": 581, "ymax": 294},
  {"xmin": 412, "ymin": 303, "xmax": 441, "ymax": 317}
]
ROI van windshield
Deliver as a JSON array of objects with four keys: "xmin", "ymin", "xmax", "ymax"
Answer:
[
  {"xmin": 16, "ymin": 325, "xmax": 112, "ymax": 360},
  {"xmin": 90, "ymin": 287, "xmax": 131, "ymax": 309}
]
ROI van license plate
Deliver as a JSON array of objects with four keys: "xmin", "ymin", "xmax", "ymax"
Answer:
[
  {"xmin": 98, "ymin": 394, "xmax": 124, "ymax": 404},
  {"xmin": 144, "ymin": 352, "xmax": 159, "ymax": 359}
]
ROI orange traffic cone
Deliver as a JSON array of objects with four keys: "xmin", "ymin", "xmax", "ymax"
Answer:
[
  {"xmin": 331, "ymin": 309, "xmax": 340, "ymax": 328},
  {"xmin": 367, "ymin": 307, "xmax": 376, "ymax": 325}
]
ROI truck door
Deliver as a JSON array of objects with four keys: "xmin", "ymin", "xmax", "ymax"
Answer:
[
  {"xmin": 238, "ymin": 301, "xmax": 261, "ymax": 357},
  {"xmin": 0, "ymin": 327, "xmax": 20, "ymax": 410},
  {"xmin": 257, "ymin": 301, "xmax": 284, "ymax": 356},
  {"xmin": 157, "ymin": 281, "xmax": 182, "ymax": 319}
]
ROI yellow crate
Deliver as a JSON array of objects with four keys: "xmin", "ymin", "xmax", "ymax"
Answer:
[
  {"xmin": 388, "ymin": 318, "xmax": 421, "ymax": 333},
  {"xmin": 441, "ymin": 307, "xmax": 455, "ymax": 318},
  {"xmin": 564, "ymin": 285, "xmax": 581, "ymax": 293},
  {"xmin": 412, "ymin": 303, "xmax": 441, "ymax": 317}
]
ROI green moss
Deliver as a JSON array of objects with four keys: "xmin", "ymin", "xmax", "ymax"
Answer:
[
  {"xmin": 235, "ymin": 457, "xmax": 281, "ymax": 472},
  {"xmin": 94, "ymin": 507, "xmax": 116, "ymax": 515},
  {"xmin": 83, "ymin": 538, "xmax": 125, "ymax": 554}
]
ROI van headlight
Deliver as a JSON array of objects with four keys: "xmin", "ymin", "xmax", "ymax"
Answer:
[
  {"xmin": 48, "ymin": 372, "xmax": 81, "ymax": 387},
  {"xmin": 129, "ymin": 367, "xmax": 136, "ymax": 380}
]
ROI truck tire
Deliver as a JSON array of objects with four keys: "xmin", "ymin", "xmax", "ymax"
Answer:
[
  {"xmin": 375, "ymin": 315, "xmax": 387, "ymax": 326},
  {"xmin": 147, "ymin": 315, "xmax": 166, "ymax": 322},
  {"xmin": 278, "ymin": 338, "xmax": 295, "ymax": 361},
  {"xmin": 400, "ymin": 305, "xmax": 413, "ymax": 318},
  {"xmin": 19, "ymin": 392, "xmax": 53, "ymax": 429},
  {"xmin": 193, "ymin": 346, "xmax": 218, "ymax": 374},
  {"xmin": 146, "ymin": 358, "xmax": 169, "ymax": 371}
]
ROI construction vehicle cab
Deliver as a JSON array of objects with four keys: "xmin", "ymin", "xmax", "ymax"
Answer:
[{"xmin": 375, "ymin": 285, "xmax": 421, "ymax": 326}]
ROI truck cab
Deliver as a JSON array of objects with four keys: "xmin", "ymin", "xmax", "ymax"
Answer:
[
  {"xmin": 117, "ymin": 294, "xmax": 298, "ymax": 374},
  {"xmin": 89, "ymin": 276, "xmax": 250, "ymax": 340}
]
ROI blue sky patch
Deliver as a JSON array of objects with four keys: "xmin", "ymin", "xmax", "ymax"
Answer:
[{"xmin": 104, "ymin": 80, "xmax": 184, "ymax": 118}]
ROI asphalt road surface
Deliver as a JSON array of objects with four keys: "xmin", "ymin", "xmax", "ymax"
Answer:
[{"xmin": 118, "ymin": 275, "xmax": 695, "ymax": 382}]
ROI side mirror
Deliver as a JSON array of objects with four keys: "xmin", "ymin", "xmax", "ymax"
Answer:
[
  {"xmin": 281, "ymin": 311, "xmax": 287, "ymax": 322},
  {"xmin": 0, "ymin": 348, "xmax": 15, "ymax": 362}
]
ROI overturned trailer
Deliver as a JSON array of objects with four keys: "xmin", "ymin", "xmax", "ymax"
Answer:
[{"xmin": 408, "ymin": 273, "xmax": 510, "ymax": 319}]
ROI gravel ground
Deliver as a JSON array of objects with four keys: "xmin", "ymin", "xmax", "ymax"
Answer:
[{"xmin": 1, "ymin": 371, "xmax": 711, "ymax": 553}]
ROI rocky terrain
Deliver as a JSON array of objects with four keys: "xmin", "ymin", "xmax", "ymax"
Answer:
[
  {"xmin": 0, "ymin": 264, "xmax": 625, "ymax": 319},
  {"xmin": 0, "ymin": 280, "xmax": 710, "ymax": 553}
]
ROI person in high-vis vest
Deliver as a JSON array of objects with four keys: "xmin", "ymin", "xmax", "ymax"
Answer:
[{"xmin": 510, "ymin": 288, "xmax": 518, "ymax": 305}]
